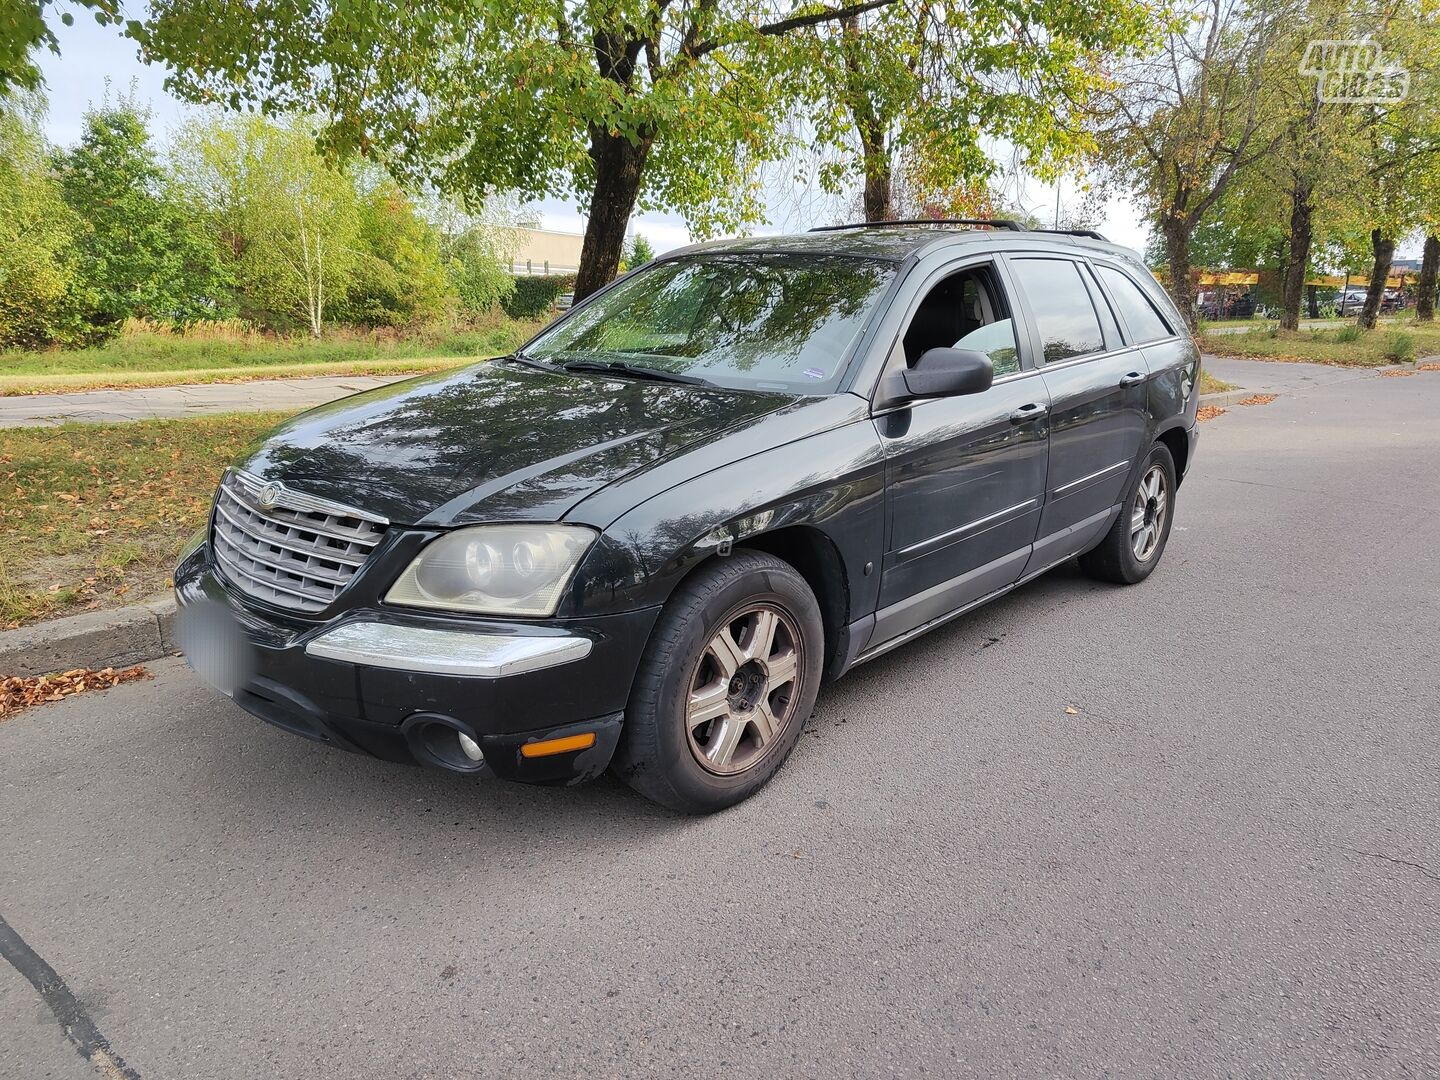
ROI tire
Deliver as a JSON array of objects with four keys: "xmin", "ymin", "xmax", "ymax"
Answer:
[
  {"xmin": 611, "ymin": 550, "xmax": 824, "ymax": 814},
  {"xmin": 1078, "ymin": 442, "xmax": 1177, "ymax": 585}
]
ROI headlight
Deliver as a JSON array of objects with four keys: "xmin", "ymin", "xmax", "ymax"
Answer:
[{"xmin": 385, "ymin": 525, "xmax": 596, "ymax": 617}]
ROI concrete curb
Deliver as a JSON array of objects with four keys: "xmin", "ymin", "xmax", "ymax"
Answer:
[
  {"xmin": 1, "ymin": 595, "xmax": 177, "ymax": 677},
  {"xmin": 1199, "ymin": 388, "xmax": 1270, "ymax": 407}
]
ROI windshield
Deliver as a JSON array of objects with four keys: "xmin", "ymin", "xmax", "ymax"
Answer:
[{"xmin": 524, "ymin": 253, "xmax": 896, "ymax": 394}]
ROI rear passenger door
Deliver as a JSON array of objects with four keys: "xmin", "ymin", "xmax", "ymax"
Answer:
[{"xmin": 1004, "ymin": 254, "xmax": 1151, "ymax": 572}]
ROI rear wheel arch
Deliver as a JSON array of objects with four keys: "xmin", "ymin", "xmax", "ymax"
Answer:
[{"xmin": 1156, "ymin": 425, "xmax": 1189, "ymax": 486}]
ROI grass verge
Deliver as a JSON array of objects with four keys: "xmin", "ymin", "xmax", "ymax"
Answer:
[
  {"xmin": 1199, "ymin": 369, "xmax": 1236, "ymax": 395},
  {"xmin": 0, "ymin": 355, "xmax": 484, "ymax": 396},
  {"xmin": 0, "ymin": 412, "xmax": 293, "ymax": 628},
  {"xmin": 1198, "ymin": 322, "xmax": 1440, "ymax": 366},
  {"xmin": 0, "ymin": 318, "xmax": 543, "ymax": 395}
]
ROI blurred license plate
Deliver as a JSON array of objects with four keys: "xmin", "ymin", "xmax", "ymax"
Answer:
[{"xmin": 176, "ymin": 597, "xmax": 255, "ymax": 697}]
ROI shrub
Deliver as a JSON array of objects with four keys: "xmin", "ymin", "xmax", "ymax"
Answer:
[
  {"xmin": 502, "ymin": 274, "xmax": 577, "ymax": 319},
  {"xmin": 1334, "ymin": 325, "xmax": 1362, "ymax": 343},
  {"xmin": 1383, "ymin": 331, "xmax": 1415, "ymax": 363}
]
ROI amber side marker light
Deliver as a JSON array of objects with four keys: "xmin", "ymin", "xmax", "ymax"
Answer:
[{"xmin": 519, "ymin": 732, "xmax": 597, "ymax": 758}]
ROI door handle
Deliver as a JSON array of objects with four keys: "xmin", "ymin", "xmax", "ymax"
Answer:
[
  {"xmin": 1009, "ymin": 402, "xmax": 1049, "ymax": 424},
  {"xmin": 1119, "ymin": 371, "xmax": 1147, "ymax": 387}
]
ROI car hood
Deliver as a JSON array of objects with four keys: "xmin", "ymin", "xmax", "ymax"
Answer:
[{"xmin": 238, "ymin": 359, "xmax": 804, "ymax": 525}]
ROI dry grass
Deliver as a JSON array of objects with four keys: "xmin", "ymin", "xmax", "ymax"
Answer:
[
  {"xmin": 0, "ymin": 412, "xmax": 292, "ymax": 627},
  {"xmin": 1199, "ymin": 322, "xmax": 1440, "ymax": 367}
]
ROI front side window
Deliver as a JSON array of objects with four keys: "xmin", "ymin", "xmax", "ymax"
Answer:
[
  {"xmin": 1009, "ymin": 258, "xmax": 1105, "ymax": 363},
  {"xmin": 1096, "ymin": 264, "xmax": 1173, "ymax": 343},
  {"xmin": 900, "ymin": 264, "xmax": 1020, "ymax": 377},
  {"xmin": 526, "ymin": 254, "xmax": 896, "ymax": 393}
]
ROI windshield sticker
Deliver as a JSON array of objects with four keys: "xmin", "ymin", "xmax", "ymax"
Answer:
[{"xmin": 803, "ymin": 367, "xmax": 826, "ymax": 380}]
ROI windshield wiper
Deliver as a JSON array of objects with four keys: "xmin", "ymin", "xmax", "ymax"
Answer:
[
  {"xmin": 561, "ymin": 359, "xmax": 715, "ymax": 388},
  {"xmin": 506, "ymin": 350, "xmax": 559, "ymax": 373}
]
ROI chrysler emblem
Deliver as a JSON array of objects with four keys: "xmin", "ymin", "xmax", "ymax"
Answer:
[{"xmin": 257, "ymin": 481, "xmax": 285, "ymax": 509}]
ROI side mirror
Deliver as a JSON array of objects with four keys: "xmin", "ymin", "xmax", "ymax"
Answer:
[{"xmin": 901, "ymin": 347, "xmax": 994, "ymax": 399}]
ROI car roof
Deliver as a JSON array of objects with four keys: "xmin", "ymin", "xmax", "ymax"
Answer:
[{"xmin": 667, "ymin": 224, "xmax": 1140, "ymax": 264}]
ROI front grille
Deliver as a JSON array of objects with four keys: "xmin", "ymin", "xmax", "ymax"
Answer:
[{"xmin": 211, "ymin": 471, "xmax": 387, "ymax": 613}]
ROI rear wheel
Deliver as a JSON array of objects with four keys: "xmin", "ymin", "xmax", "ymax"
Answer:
[
  {"xmin": 1078, "ymin": 442, "xmax": 1176, "ymax": 585},
  {"xmin": 612, "ymin": 550, "xmax": 823, "ymax": 813}
]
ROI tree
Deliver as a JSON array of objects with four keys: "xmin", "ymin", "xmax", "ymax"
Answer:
[
  {"xmin": 172, "ymin": 113, "xmax": 360, "ymax": 336},
  {"xmin": 341, "ymin": 172, "xmax": 454, "ymax": 327},
  {"xmin": 799, "ymin": 0, "xmax": 1158, "ymax": 223},
  {"xmin": 54, "ymin": 99, "xmax": 231, "ymax": 338},
  {"xmin": 1344, "ymin": 4, "xmax": 1440, "ymax": 329},
  {"xmin": 0, "ymin": 97, "xmax": 81, "ymax": 347},
  {"xmin": 1092, "ymin": 0, "xmax": 1283, "ymax": 327},
  {"xmin": 1416, "ymin": 234, "xmax": 1438, "ymax": 322},
  {"xmin": 0, "ymin": 1, "xmax": 121, "ymax": 95},
  {"xmin": 137, "ymin": 0, "xmax": 917, "ymax": 302},
  {"xmin": 621, "ymin": 234, "xmax": 656, "ymax": 271}
]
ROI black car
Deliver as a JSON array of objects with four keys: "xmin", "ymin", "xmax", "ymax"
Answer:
[{"xmin": 176, "ymin": 220, "xmax": 1200, "ymax": 813}]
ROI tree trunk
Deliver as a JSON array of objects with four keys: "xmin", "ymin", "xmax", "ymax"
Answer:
[
  {"xmin": 1307, "ymin": 284, "xmax": 1319, "ymax": 319},
  {"xmin": 859, "ymin": 124, "xmax": 891, "ymax": 222},
  {"xmin": 574, "ymin": 128, "xmax": 651, "ymax": 302},
  {"xmin": 1161, "ymin": 216, "xmax": 1197, "ymax": 332},
  {"xmin": 1358, "ymin": 228, "xmax": 1395, "ymax": 330},
  {"xmin": 1279, "ymin": 179, "xmax": 1313, "ymax": 331},
  {"xmin": 1416, "ymin": 234, "xmax": 1439, "ymax": 322}
]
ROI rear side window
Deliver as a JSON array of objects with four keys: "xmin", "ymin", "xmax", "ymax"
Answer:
[
  {"xmin": 1096, "ymin": 265, "xmax": 1174, "ymax": 343},
  {"xmin": 1008, "ymin": 258, "xmax": 1105, "ymax": 363}
]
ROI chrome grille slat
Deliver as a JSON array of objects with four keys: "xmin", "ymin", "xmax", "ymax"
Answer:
[
  {"xmin": 222, "ymin": 484, "xmax": 384, "ymax": 545},
  {"xmin": 212, "ymin": 498, "xmax": 368, "ymax": 569},
  {"xmin": 210, "ymin": 471, "xmax": 385, "ymax": 612}
]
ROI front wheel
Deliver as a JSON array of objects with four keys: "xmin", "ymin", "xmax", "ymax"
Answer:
[
  {"xmin": 611, "ymin": 550, "xmax": 824, "ymax": 813},
  {"xmin": 1078, "ymin": 442, "xmax": 1177, "ymax": 585}
]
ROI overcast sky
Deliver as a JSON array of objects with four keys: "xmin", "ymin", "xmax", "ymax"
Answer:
[{"xmin": 35, "ymin": 14, "xmax": 1154, "ymax": 256}]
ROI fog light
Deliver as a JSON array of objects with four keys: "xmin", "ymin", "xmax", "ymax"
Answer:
[{"xmin": 457, "ymin": 732, "xmax": 484, "ymax": 762}]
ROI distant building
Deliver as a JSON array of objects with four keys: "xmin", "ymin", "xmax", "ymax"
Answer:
[{"xmin": 504, "ymin": 226, "xmax": 583, "ymax": 276}]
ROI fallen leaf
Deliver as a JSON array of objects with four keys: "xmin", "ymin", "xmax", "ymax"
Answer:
[
  {"xmin": 0, "ymin": 665, "xmax": 151, "ymax": 720},
  {"xmin": 1237, "ymin": 393, "xmax": 1277, "ymax": 406},
  {"xmin": 1064, "ymin": 705, "xmax": 1080, "ymax": 715},
  {"xmin": 1197, "ymin": 405, "xmax": 1226, "ymax": 422}
]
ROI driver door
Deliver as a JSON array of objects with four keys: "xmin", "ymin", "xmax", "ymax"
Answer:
[{"xmin": 871, "ymin": 257, "xmax": 1050, "ymax": 646}]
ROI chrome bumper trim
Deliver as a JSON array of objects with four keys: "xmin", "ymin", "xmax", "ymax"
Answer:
[{"xmin": 304, "ymin": 622, "xmax": 593, "ymax": 677}]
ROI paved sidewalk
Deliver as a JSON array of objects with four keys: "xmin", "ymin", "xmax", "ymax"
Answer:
[
  {"xmin": 1202, "ymin": 354, "xmax": 1390, "ymax": 396},
  {"xmin": 0, "ymin": 374, "xmax": 413, "ymax": 428}
]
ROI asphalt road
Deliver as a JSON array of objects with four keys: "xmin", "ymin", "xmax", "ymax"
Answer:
[{"xmin": 4, "ymin": 360, "xmax": 1438, "ymax": 1079}]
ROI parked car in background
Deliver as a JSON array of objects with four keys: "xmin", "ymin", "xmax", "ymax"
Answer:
[
  {"xmin": 176, "ymin": 220, "xmax": 1201, "ymax": 813},
  {"xmin": 1337, "ymin": 286, "xmax": 1404, "ymax": 316},
  {"xmin": 1196, "ymin": 290, "xmax": 1256, "ymax": 321}
]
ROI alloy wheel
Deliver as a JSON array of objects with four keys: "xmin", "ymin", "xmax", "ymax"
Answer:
[
  {"xmin": 1130, "ymin": 464, "xmax": 1169, "ymax": 562},
  {"xmin": 685, "ymin": 603, "xmax": 804, "ymax": 776}
]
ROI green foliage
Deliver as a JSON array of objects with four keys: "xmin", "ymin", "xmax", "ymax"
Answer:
[
  {"xmin": 171, "ymin": 112, "xmax": 361, "ymax": 336},
  {"xmin": 0, "ymin": 103, "xmax": 82, "ymax": 348},
  {"xmin": 796, "ymin": 0, "xmax": 1159, "ymax": 218},
  {"xmin": 1383, "ymin": 331, "xmax": 1415, "ymax": 362},
  {"xmin": 1334, "ymin": 325, "xmax": 1362, "ymax": 343},
  {"xmin": 620, "ymin": 234, "xmax": 656, "ymax": 271},
  {"xmin": 341, "ymin": 173, "xmax": 453, "ymax": 327},
  {"xmin": 134, "ymin": 0, "xmax": 956, "ymax": 294},
  {"xmin": 502, "ymin": 275, "xmax": 577, "ymax": 319},
  {"xmin": 0, "ymin": 1, "xmax": 122, "ymax": 95},
  {"xmin": 435, "ymin": 210, "xmax": 518, "ymax": 315},
  {"xmin": 54, "ymin": 100, "xmax": 232, "ymax": 339}
]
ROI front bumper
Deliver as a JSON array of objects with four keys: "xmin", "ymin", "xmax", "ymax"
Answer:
[{"xmin": 174, "ymin": 547, "xmax": 660, "ymax": 786}]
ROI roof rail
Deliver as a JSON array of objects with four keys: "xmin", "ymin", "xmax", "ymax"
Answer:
[
  {"xmin": 1034, "ymin": 227, "xmax": 1109, "ymax": 241},
  {"xmin": 809, "ymin": 218, "xmax": 1025, "ymax": 233}
]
